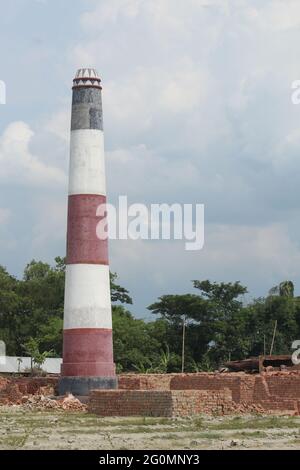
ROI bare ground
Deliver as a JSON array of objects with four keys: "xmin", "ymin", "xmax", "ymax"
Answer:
[{"xmin": 0, "ymin": 407, "xmax": 300, "ymax": 450}]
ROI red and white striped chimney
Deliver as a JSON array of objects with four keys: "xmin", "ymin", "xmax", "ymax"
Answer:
[{"xmin": 59, "ymin": 68, "xmax": 117, "ymax": 395}]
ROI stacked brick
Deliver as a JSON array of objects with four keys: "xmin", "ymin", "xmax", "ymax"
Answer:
[
  {"xmin": 89, "ymin": 390, "xmax": 173, "ymax": 417},
  {"xmin": 2, "ymin": 371, "xmax": 300, "ymax": 415},
  {"xmin": 118, "ymin": 371, "xmax": 300, "ymax": 415},
  {"xmin": 88, "ymin": 389, "xmax": 233, "ymax": 417}
]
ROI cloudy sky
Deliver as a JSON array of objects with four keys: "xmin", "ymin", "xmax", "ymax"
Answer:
[{"xmin": 1, "ymin": 0, "xmax": 300, "ymax": 318}]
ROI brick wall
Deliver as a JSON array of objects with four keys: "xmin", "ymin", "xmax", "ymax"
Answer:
[
  {"xmin": 0, "ymin": 376, "xmax": 58, "ymax": 404},
  {"xmin": 118, "ymin": 372, "xmax": 300, "ymax": 415},
  {"xmin": 265, "ymin": 373, "xmax": 300, "ymax": 399},
  {"xmin": 89, "ymin": 390, "xmax": 173, "ymax": 417},
  {"xmin": 1, "ymin": 371, "xmax": 300, "ymax": 415},
  {"xmin": 119, "ymin": 371, "xmax": 300, "ymax": 400},
  {"xmin": 118, "ymin": 373, "xmax": 255, "ymax": 401},
  {"xmin": 170, "ymin": 374, "xmax": 251, "ymax": 402},
  {"xmin": 88, "ymin": 389, "xmax": 233, "ymax": 417},
  {"xmin": 171, "ymin": 389, "xmax": 233, "ymax": 416},
  {"xmin": 118, "ymin": 374, "xmax": 173, "ymax": 391}
]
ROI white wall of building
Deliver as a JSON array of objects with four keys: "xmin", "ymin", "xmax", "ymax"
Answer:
[{"xmin": 0, "ymin": 356, "xmax": 62, "ymax": 374}]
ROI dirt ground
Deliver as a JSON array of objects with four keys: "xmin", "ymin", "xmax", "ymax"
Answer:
[{"xmin": 0, "ymin": 407, "xmax": 300, "ymax": 450}]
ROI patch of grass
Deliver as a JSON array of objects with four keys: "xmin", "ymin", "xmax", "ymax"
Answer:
[
  {"xmin": 108, "ymin": 426, "xmax": 178, "ymax": 435},
  {"xmin": 100, "ymin": 417, "xmax": 173, "ymax": 426},
  {"xmin": 230, "ymin": 431, "xmax": 269, "ymax": 439},
  {"xmin": 196, "ymin": 432, "xmax": 221, "ymax": 440},
  {"xmin": 54, "ymin": 415, "xmax": 173, "ymax": 428},
  {"xmin": 0, "ymin": 435, "xmax": 28, "ymax": 448},
  {"xmin": 290, "ymin": 439, "xmax": 300, "ymax": 446},
  {"xmin": 163, "ymin": 434, "xmax": 181, "ymax": 440},
  {"xmin": 165, "ymin": 430, "xmax": 221, "ymax": 439},
  {"xmin": 210, "ymin": 416, "xmax": 300, "ymax": 431},
  {"xmin": 192, "ymin": 417, "xmax": 204, "ymax": 430},
  {"xmin": 2, "ymin": 420, "xmax": 55, "ymax": 431},
  {"xmin": 72, "ymin": 429, "xmax": 106, "ymax": 436}
]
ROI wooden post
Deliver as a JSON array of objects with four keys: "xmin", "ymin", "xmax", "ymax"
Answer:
[
  {"xmin": 182, "ymin": 315, "xmax": 186, "ymax": 373},
  {"xmin": 269, "ymin": 320, "xmax": 278, "ymax": 356}
]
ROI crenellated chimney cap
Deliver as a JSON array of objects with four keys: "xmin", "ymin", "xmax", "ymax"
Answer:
[{"xmin": 72, "ymin": 68, "xmax": 102, "ymax": 89}]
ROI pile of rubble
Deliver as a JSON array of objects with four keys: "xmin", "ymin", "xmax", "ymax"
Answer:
[
  {"xmin": 0, "ymin": 376, "xmax": 86, "ymax": 411},
  {"xmin": 21, "ymin": 394, "xmax": 87, "ymax": 412},
  {"xmin": 224, "ymin": 401, "xmax": 266, "ymax": 415},
  {"xmin": 0, "ymin": 382, "xmax": 28, "ymax": 405},
  {"xmin": 261, "ymin": 369, "xmax": 300, "ymax": 377}
]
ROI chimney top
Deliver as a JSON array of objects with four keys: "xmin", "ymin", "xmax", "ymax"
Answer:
[{"xmin": 73, "ymin": 68, "xmax": 102, "ymax": 89}]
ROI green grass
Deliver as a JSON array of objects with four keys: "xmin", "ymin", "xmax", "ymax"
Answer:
[
  {"xmin": 192, "ymin": 417, "xmax": 204, "ymax": 429},
  {"xmin": 162, "ymin": 433, "xmax": 181, "ymax": 440},
  {"xmin": 290, "ymin": 439, "xmax": 300, "ymax": 446},
  {"xmin": 0, "ymin": 434, "xmax": 28, "ymax": 448},
  {"xmin": 210, "ymin": 416, "xmax": 300, "ymax": 431},
  {"xmin": 51, "ymin": 415, "xmax": 173, "ymax": 427},
  {"xmin": 230, "ymin": 431, "xmax": 269, "ymax": 439},
  {"xmin": 107, "ymin": 426, "xmax": 178, "ymax": 434},
  {"xmin": 1, "ymin": 409, "xmax": 300, "ymax": 450},
  {"xmin": 162, "ymin": 431, "xmax": 221, "ymax": 441},
  {"xmin": 194, "ymin": 432, "xmax": 221, "ymax": 440}
]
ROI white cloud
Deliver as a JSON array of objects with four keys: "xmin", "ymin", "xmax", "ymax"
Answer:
[
  {"xmin": 3, "ymin": 0, "xmax": 300, "ymax": 311},
  {"xmin": 0, "ymin": 208, "xmax": 10, "ymax": 225},
  {"xmin": 81, "ymin": 0, "xmax": 140, "ymax": 29},
  {"xmin": 246, "ymin": 0, "xmax": 300, "ymax": 32},
  {"xmin": 31, "ymin": 198, "xmax": 67, "ymax": 248},
  {"xmin": 110, "ymin": 221, "xmax": 300, "ymax": 316},
  {"xmin": 106, "ymin": 144, "xmax": 201, "ymax": 201},
  {"xmin": 45, "ymin": 109, "xmax": 70, "ymax": 142},
  {"xmin": 204, "ymin": 223, "xmax": 300, "ymax": 279},
  {"xmin": 99, "ymin": 59, "xmax": 213, "ymax": 156},
  {"xmin": 0, "ymin": 121, "xmax": 66, "ymax": 187}
]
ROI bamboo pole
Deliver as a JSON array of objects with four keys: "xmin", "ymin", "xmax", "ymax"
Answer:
[
  {"xmin": 269, "ymin": 320, "xmax": 278, "ymax": 356},
  {"xmin": 182, "ymin": 316, "xmax": 186, "ymax": 373}
]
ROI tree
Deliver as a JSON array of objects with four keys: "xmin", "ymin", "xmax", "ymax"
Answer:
[
  {"xmin": 279, "ymin": 281, "xmax": 294, "ymax": 298},
  {"xmin": 148, "ymin": 281, "xmax": 249, "ymax": 369},
  {"xmin": 110, "ymin": 272, "xmax": 132, "ymax": 304},
  {"xmin": 22, "ymin": 337, "xmax": 54, "ymax": 375},
  {"xmin": 192, "ymin": 281, "xmax": 249, "ymax": 364},
  {"xmin": 0, "ymin": 257, "xmax": 134, "ymax": 358},
  {"xmin": 2, "ymin": 255, "xmax": 300, "ymax": 373},
  {"xmin": 112, "ymin": 306, "xmax": 168, "ymax": 372},
  {"xmin": 148, "ymin": 293, "xmax": 215, "ymax": 370},
  {"xmin": 269, "ymin": 280, "xmax": 294, "ymax": 298},
  {"xmin": 16, "ymin": 258, "xmax": 65, "ymax": 356},
  {"xmin": 246, "ymin": 280, "xmax": 298, "ymax": 357},
  {"xmin": 0, "ymin": 258, "xmax": 65, "ymax": 357},
  {"xmin": 0, "ymin": 266, "xmax": 21, "ymax": 354}
]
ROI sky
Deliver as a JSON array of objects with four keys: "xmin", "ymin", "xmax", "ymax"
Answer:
[{"xmin": 1, "ymin": 0, "xmax": 300, "ymax": 319}]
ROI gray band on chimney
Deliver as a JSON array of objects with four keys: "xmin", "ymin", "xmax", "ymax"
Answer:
[{"xmin": 71, "ymin": 88, "xmax": 103, "ymax": 131}]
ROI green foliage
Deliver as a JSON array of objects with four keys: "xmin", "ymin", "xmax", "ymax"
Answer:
[
  {"xmin": 22, "ymin": 337, "xmax": 54, "ymax": 373},
  {"xmin": 269, "ymin": 281, "xmax": 294, "ymax": 298},
  {"xmin": 0, "ymin": 256, "xmax": 299, "ymax": 372},
  {"xmin": 112, "ymin": 306, "xmax": 177, "ymax": 372},
  {"xmin": 0, "ymin": 259, "xmax": 133, "ymax": 359},
  {"xmin": 148, "ymin": 279, "xmax": 300, "ymax": 368},
  {"xmin": 110, "ymin": 272, "xmax": 133, "ymax": 304}
]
